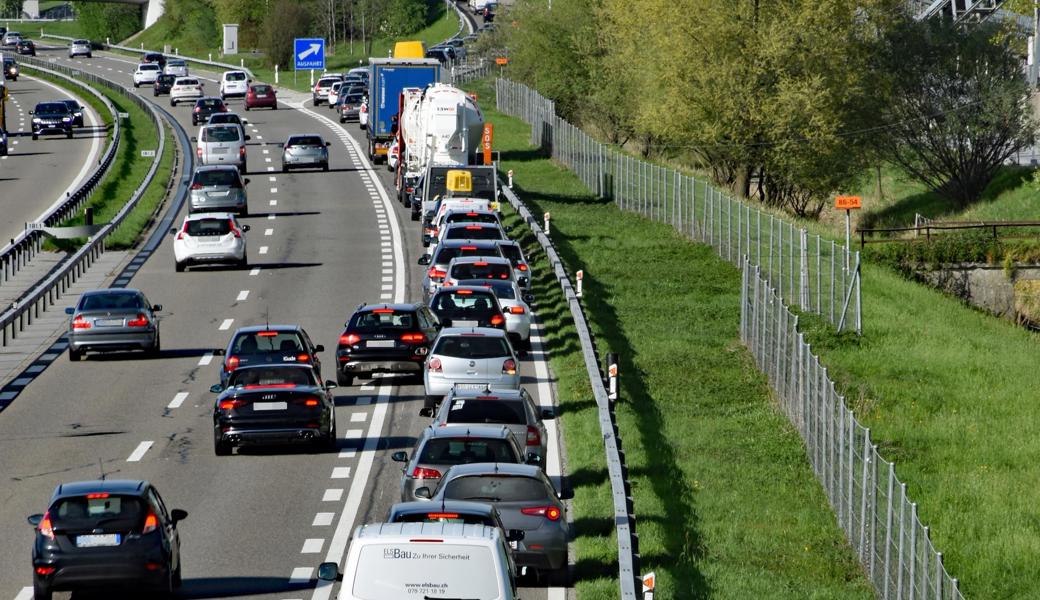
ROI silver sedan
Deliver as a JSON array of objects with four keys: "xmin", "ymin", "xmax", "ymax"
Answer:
[
  {"xmin": 65, "ymin": 289, "xmax": 162, "ymax": 361},
  {"xmin": 282, "ymin": 134, "xmax": 330, "ymax": 172}
]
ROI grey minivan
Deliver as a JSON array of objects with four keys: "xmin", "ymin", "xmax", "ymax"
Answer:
[
  {"xmin": 194, "ymin": 123, "xmax": 249, "ymax": 173},
  {"xmin": 188, "ymin": 165, "xmax": 249, "ymax": 215}
]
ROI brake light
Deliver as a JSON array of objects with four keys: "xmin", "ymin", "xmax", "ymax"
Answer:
[
  {"xmin": 490, "ymin": 314, "xmax": 505, "ymax": 326},
  {"xmin": 517, "ymin": 263, "xmax": 528, "ymax": 271},
  {"xmin": 502, "ymin": 359, "xmax": 516, "ymax": 375},
  {"xmin": 412, "ymin": 467, "xmax": 442, "ymax": 479},
  {"xmin": 35, "ymin": 566, "xmax": 55, "ymax": 576},
  {"xmin": 527, "ymin": 425, "xmax": 541, "ymax": 446},
  {"xmin": 473, "ymin": 261, "xmax": 488, "ymax": 266},
  {"xmin": 427, "ymin": 268, "xmax": 446, "ymax": 281},
  {"xmin": 303, "ymin": 398, "xmax": 319, "ymax": 407},
  {"xmin": 71, "ymin": 315, "xmax": 91, "ymax": 329},
  {"xmin": 127, "ymin": 314, "xmax": 149, "ymax": 327},
  {"xmin": 340, "ymin": 333, "xmax": 361, "ymax": 346},
  {"xmin": 521, "ymin": 506, "xmax": 561, "ymax": 521},
  {"xmin": 373, "ymin": 308, "xmax": 394, "ymax": 314},
  {"xmin": 466, "ymin": 212, "xmax": 479, "ymax": 216},
  {"xmin": 239, "ymin": 145, "xmax": 246, "ymax": 159},
  {"xmin": 196, "ymin": 146, "xmax": 202, "ymax": 160},
  {"xmin": 142, "ymin": 511, "xmax": 159, "ymax": 534},
  {"xmin": 257, "ymin": 331, "xmax": 279, "ymax": 337},
  {"xmin": 400, "ymin": 332, "xmax": 426, "ymax": 343},
  {"xmin": 190, "ymin": 182, "xmax": 203, "ymax": 190},
  {"xmin": 194, "ymin": 106, "xmax": 201, "ymax": 112},
  {"xmin": 461, "ymin": 246, "xmax": 477, "ymax": 251},
  {"xmin": 224, "ymin": 356, "xmax": 240, "ymax": 372},
  {"xmin": 428, "ymin": 357, "xmax": 442, "ymax": 372},
  {"xmin": 38, "ymin": 512, "xmax": 54, "ymax": 539},
  {"xmin": 219, "ymin": 399, "xmax": 243, "ymax": 410},
  {"xmin": 297, "ymin": 353, "xmax": 310, "ymax": 362},
  {"xmin": 230, "ymin": 219, "xmax": 241, "ymax": 238},
  {"xmin": 465, "ymin": 226, "xmax": 482, "ymax": 230},
  {"xmin": 427, "ymin": 513, "xmax": 459, "ymax": 519},
  {"xmin": 455, "ymin": 289, "xmax": 473, "ymax": 295},
  {"xmin": 509, "ymin": 306, "xmax": 525, "ymax": 314},
  {"xmin": 86, "ymin": 493, "xmax": 110, "ymax": 499}
]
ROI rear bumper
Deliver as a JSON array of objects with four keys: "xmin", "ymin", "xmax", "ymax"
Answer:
[
  {"xmin": 424, "ymin": 373, "xmax": 521, "ymax": 397},
  {"xmin": 34, "ymin": 550, "xmax": 169, "ymax": 590},
  {"xmin": 68, "ymin": 330, "xmax": 156, "ymax": 352},
  {"xmin": 340, "ymin": 356, "xmax": 425, "ymax": 374},
  {"xmin": 217, "ymin": 425, "xmax": 327, "ymax": 445},
  {"xmin": 175, "ymin": 247, "xmax": 245, "ymax": 265}
]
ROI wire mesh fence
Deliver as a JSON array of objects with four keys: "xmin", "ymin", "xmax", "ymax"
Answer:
[
  {"xmin": 739, "ymin": 260, "xmax": 963, "ymax": 599},
  {"xmin": 494, "ymin": 78, "xmax": 862, "ymax": 334}
]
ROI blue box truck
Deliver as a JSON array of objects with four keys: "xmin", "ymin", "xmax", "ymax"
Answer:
[{"xmin": 367, "ymin": 57, "xmax": 440, "ymax": 163}]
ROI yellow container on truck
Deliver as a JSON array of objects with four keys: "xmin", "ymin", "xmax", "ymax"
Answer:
[{"xmin": 393, "ymin": 41, "xmax": 426, "ymax": 59}]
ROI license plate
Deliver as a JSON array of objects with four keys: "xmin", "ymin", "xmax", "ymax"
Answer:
[
  {"xmin": 455, "ymin": 383, "xmax": 489, "ymax": 390},
  {"xmin": 213, "ymin": 147, "xmax": 229, "ymax": 154},
  {"xmin": 95, "ymin": 318, "xmax": 123, "ymax": 327},
  {"xmin": 367, "ymin": 340, "xmax": 395, "ymax": 348},
  {"xmin": 253, "ymin": 402, "xmax": 287, "ymax": 411},
  {"xmin": 454, "ymin": 320, "xmax": 478, "ymax": 327},
  {"xmin": 76, "ymin": 534, "xmax": 120, "ymax": 548},
  {"xmin": 257, "ymin": 94, "xmax": 267, "ymax": 98}
]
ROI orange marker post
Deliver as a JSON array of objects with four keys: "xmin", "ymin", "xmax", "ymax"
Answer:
[{"xmin": 835, "ymin": 196, "xmax": 862, "ymax": 270}]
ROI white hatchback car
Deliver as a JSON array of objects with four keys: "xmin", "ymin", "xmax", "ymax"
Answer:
[
  {"xmin": 219, "ymin": 70, "xmax": 250, "ymax": 99},
  {"xmin": 133, "ymin": 63, "xmax": 162, "ymax": 87},
  {"xmin": 165, "ymin": 59, "xmax": 189, "ymax": 77},
  {"xmin": 169, "ymin": 77, "xmax": 203, "ymax": 106},
  {"xmin": 171, "ymin": 212, "xmax": 249, "ymax": 272}
]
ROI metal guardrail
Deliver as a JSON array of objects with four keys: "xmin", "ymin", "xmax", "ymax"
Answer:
[
  {"xmin": 0, "ymin": 61, "xmax": 120, "ymax": 292},
  {"xmin": 0, "ymin": 58, "xmax": 168, "ymax": 347},
  {"xmin": 499, "ymin": 182, "xmax": 640, "ymax": 600},
  {"xmin": 39, "ymin": 33, "xmax": 254, "ymax": 79}
]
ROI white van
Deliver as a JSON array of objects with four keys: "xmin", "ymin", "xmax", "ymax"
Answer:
[{"xmin": 318, "ymin": 522, "xmax": 518, "ymax": 600}]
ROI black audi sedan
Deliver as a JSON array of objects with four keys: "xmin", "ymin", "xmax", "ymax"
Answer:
[
  {"xmin": 210, "ymin": 363, "xmax": 338, "ymax": 455},
  {"xmin": 27, "ymin": 479, "xmax": 187, "ymax": 599}
]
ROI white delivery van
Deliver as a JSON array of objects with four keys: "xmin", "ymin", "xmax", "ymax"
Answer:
[{"xmin": 318, "ymin": 522, "xmax": 518, "ymax": 600}]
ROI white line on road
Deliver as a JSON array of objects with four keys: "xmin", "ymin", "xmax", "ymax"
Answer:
[
  {"xmin": 250, "ymin": 267, "xmax": 261, "ymax": 276},
  {"xmin": 289, "ymin": 567, "xmax": 313, "ymax": 583},
  {"xmin": 168, "ymin": 392, "xmax": 188, "ymax": 409},
  {"xmin": 126, "ymin": 441, "xmax": 154, "ymax": 462},
  {"xmin": 219, "ymin": 318, "xmax": 234, "ymax": 330},
  {"xmin": 323, "ymin": 489, "xmax": 343, "ymax": 502},
  {"xmin": 259, "ymin": 246, "xmax": 268, "ymax": 254},
  {"xmin": 270, "ymin": 187, "xmax": 278, "ymax": 193},
  {"xmin": 312, "ymin": 512, "xmax": 335, "ymax": 526},
  {"xmin": 268, "ymin": 214, "xmax": 276, "ymax": 220},
  {"xmin": 269, "ymin": 199, "xmax": 278, "ymax": 205},
  {"xmin": 350, "ymin": 412, "xmax": 367, "ymax": 422},
  {"xmin": 198, "ymin": 353, "xmax": 214, "ymax": 366},
  {"xmin": 338, "ymin": 449, "xmax": 356, "ymax": 458},
  {"xmin": 14, "ymin": 587, "xmax": 31, "ymax": 600},
  {"xmin": 269, "ymin": 176, "xmax": 277, "ymax": 182},
  {"xmin": 236, "ymin": 290, "xmax": 250, "ymax": 301},
  {"xmin": 331, "ymin": 466, "xmax": 352, "ymax": 479},
  {"xmin": 301, "ymin": 538, "xmax": 325, "ymax": 554},
  {"xmin": 264, "ymin": 228, "xmax": 274, "ymax": 236}
]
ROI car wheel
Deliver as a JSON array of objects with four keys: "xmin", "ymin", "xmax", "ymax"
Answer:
[
  {"xmin": 170, "ymin": 99, "xmax": 175, "ymax": 106},
  {"xmin": 148, "ymin": 333, "xmax": 161, "ymax": 358},
  {"xmin": 541, "ymin": 565, "xmax": 570, "ymax": 587},
  {"xmin": 410, "ymin": 210, "xmax": 420, "ymax": 222},
  {"xmin": 244, "ymin": 105, "xmax": 250, "ymax": 111},
  {"xmin": 66, "ymin": 130, "xmax": 73, "ymax": 139},
  {"xmin": 237, "ymin": 257, "xmax": 247, "ymax": 269},
  {"xmin": 319, "ymin": 419, "xmax": 337, "ymax": 451},
  {"xmin": 272, "ymin": 104, "xmax": 278, "ymax": 110},
  {"xmin": 32, "ymin": 134, "xmax": 38, "ymax": 140},
  {"xmin": 133, "ymin": 81, "xmax": 138, "ymax": 88},
  {"xmin": 87, "ymin": 53, "xmax": 92, "ymax": 59},
  {"xmin": 175, "ymin": 261, "xmax": 185, "ymax": 273},
  {"xmin": 172, "ymin": 563, "xmax": 182, "ymax": 589},
  {"xmin": 322, "ymin": 162, "xmax": 329, "ymax": 172},
  {"xmin": 281, "ymin": 165, "xmax": 288, "ymax": 173},
  {"xmin": 240, "ymin": 162, "xmax": 247, "ymax": 174},
  {"xmin": 336, "ymin": 372, "xmax": 353, "ymax": 387},
  {"xmin": 32, "ymin": 578, "xmax": 51, "ymax": 600},
  {"xmin": 68, "ymin": 346, "xmax": 82, "ymax": 362},
  {"xmin": 214, "ymin": 430, "xmax": 232, "ymax": 456},
  {"xmin": 424, "ymin": 395, "xmax": 441, "ymax": 412},
  {"xmin": 339, "ymin": 117, "xmax": 345, "ymax": 123}
]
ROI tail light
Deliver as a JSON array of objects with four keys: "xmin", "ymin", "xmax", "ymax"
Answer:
[
  {"xmin": 176, "ymin": 223, "xmax": 187, "ymax": 241},
  {"xmin": 35, "ymin": 566, "xmax": 55, "ymax": 576},
  {"xmin": 230, "ymin": 220, "xmax": 242, "ymax": 238},
  {"xmin": 224, "ymin": 356, "xmax": 240, "ymax": 372},
  {"xmin": 428, "ymin": 357, "xmax": 442, "ymax": 372},
  {"xmin": 297, "ymin": 353, "xmax": 311, "ymax": 362},
  {"xmin": 490, "ymin": 314, "xmax": 505, "ymax": 326},
  {"xmin": 127, "ymin": 314, "xmax": 149, "ymax": 327},
  {"xmin": 412, "ymin": 467, "xmax": 442, "ymax": 479},
  {"xmin": 340, "ymin": 333, "xmax": 361, "ymax": 346},
  {"xmin": 502, "ymin": 359, "xmax": 516, "ymax": 375},
  {"xmin": 142, "ymin": 511, "xmax": 159, "ymax": 534},
  {"xmin": 517, "ymin": 263, "xmax": 528, "ymax": 271},
  {"xmin": 427, "ymin": 268, "xmax": 446, "ymax": 281},
  {"xmin": 196, "ymin": 146, "xmax": 203, "ymax": 160},
  {"xmin": 190, "ymin": 182, "xmax": 203, "ymax": 190},
  {"xmin": 401, "ymin": 332, "xmax": 426, "ymax": 343},
  {"xmin": 239, "ymin": 146, "xmax": 246, "ymax": 159},
  {"xmin": 193, "ymin": 106, "xmax": 201, "ymax": 112},
  {"xmin": 38, "ymin": 511, "xmax": 54, "ymax": 539},
  {"xmin": 219, "ymin": 399, "xmax": 243, "ymax": 410},
  {"xmin": 509, "ymin": 306, "xmax": 525, "ymax": 315},
  {"xmin": 521, "ymin": 506, "xmax": 561, "ymax": 521},
  {"xmin": 527, "ymin": 425, "xmax": 541, "ymax": 446},
  {"xmin": 300, "ymin": 398, "xmax": 320, "ymax": 407},
  {"xmin": 71, "ymin": 315, "xmax": 91, "ymax": 330}
]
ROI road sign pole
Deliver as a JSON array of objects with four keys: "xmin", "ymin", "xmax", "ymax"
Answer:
[
  {"xmin": 310, "ymin": 69, "xmax": 314, "ymax": 87},
  {"xmin": 845, "ymin": 209, "xmax": 851, "ymax": 272}
]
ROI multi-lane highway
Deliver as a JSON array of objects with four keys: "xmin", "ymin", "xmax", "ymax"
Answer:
[
  {"xmin": 0, "ymin": 43, "xmax": 569, "ymax": 600},
  {"xmin": 0, "ymin": 72, "xmax": 105, "ymax": 245}
]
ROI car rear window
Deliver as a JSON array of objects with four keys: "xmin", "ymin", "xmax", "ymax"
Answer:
[
  {"xmin": 431, "ymin": 290, "xmax": 498, "ymax": 312},
  {"xmin": 202, "ymin": 126, "xmax": 240, "ymax": 143},
  {"xmin": 445, "ymin": 226, "xmax": 502, "ymax": 241},
  {"xmin": 176, "ymin": 78, "xmax": 199, "ymax": 86},
  {"xmin": 80, "ymin": 292, "xmax": 144, "ymax": 311},
  {"xmin": 232, "ymin": 331, "xmax": 304, "ymax": 354},
  {"xmin": 186, "ymin": 218, "xmax": 232, "ymax": 236},
  {"xmin": 342, "ymin": 94, "xmax": 364, "ymax": 104},
  {"xmin": 50, "ymin": 495, "xmax": 146, "ymax": 531},
  {"xmin": 445, "ymin": 212, "xmax": 498, "ymax": 225},
  {"xmin": 228, "ymin": 366, "xmax": 315, "ymax": 387},
  {"xmin": 456, "ymin": 280, "xmax": 516, "ymax": 300},
  {"xmin": 432, "ymin": 245, "xmax": 499, "ymax": 267},
  {"xmin": 159, "ymin": 75, "xmax": 176, "ymax": 83},
  {"xmin": 225, "ymin": 71, "xmax": 247, "ymax": 81},
  {"xmin": 449, "ymin": 262, "xmax": 511, "ymax": 281},
  {"xmin": 352, "ymin": 544, "xmax": 499, "ymax": 600},
  {"xmin": 497, "ymin": 244, "xmax": 523, "ymax": 264},
  {"xmin": 199, "ymin": 98, "xmax": 223, "ymax": 108},
  {"xmin": 443, "ymin": 475, "xmax": 550, "ymax": 502},
  {"xmin": 208, "ymin": 114, "xmax": 240, "ymax": 125},
  {"xmin": 433, "ymin": 335, "xmax": 510, "ymax": 359},
  {"xmin": 446, "ymin": 398, "xmax": 526, "ymax": 425},
  {"xmin": 74, "ymin": 39, "xmax": 89, "ymax": 45},
  {"xmin": 252, "ymin": 85, "xmax": 272, "ymax": 94},
  {"xmin": 140, "ymin": 64, "xmax": 160, "ymax": 71},
  {"xmin": 318, "ymin": 77, "xmax": 340, "ymax": 87},
  {"xmin": 192, "ymin": 169, "xmax": 240, "ymax": 187},
  {"xmin": 391, "ymin": 511, "xmax": 495, "ymax": 526},
  {"xmin": 418, "ymin": 438, "xmax": 519, "ymax": 465},
  {"xmin": 288, "ymin": 136, "xmax": 324, "ymax": 147},
  {"xmin": 349, "ymin": 309, "xmax": 415, "ymax": 332}
]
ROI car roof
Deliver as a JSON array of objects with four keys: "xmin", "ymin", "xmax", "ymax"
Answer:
[
  {"xmin": 426, "ymin": 424, "xmax": 513, "ymax": 440},
  {"xmin": 233, "ymin": 324, "xmax": 303, "ymax": 334},
  {"xmin": 231, "ymin": 363, "xmax": 314, "ymax": 372},
  {"xmin": 434, "ymin": 285, "xmax": 498, "ymax": 296},
  {"xmin": 174, "ymin": 77, "xmax": 197, "ymax": 83},
  {"xmin": 286, "ymin": 134, "xmax": 325, "ymax": 141},
  {"xmin": 354, "ymin": 522, "xmax": 500, "ymax": 542},
  {"xmin": 355, "ymin": 303, "xmax": 421, "ymax": 313},
  {"xmin": 441, "ymin": 462, "xmax": 544, "ymax": 479},
  {"xmin": 446, "ymin": 222, "xmax": 500, "ymax": 229},
  {"xmin": 448, "ymin": 387, "xmax": 526, "ymax": 401},
  {"xmin": 448, "ymin": 256, "xmax": 511, "ymax": 266},
  {"xmin": 52, "ymin": 479, "xmax": 149, "ymax": 501},
  {"xmin": 437, "ymin": 326, "xmax": 509, "ymax": 338},
  {"xmin": 193, "ymin": 164, "xmax": 240, "ymax": 173},
  {"xmin": 81, "ymin": 288, "xmax": 143, "ymax": 297},
  {"xmin": 438, "ymin": 239, "xmax": 499, "ymax": 249},
  {"xmin": 389, "ymin": 500, "xmax": 496, "ymax": 518},
  {"xmin": 184, "ymin": 212, "xmax": 234, "ymax": 221}
]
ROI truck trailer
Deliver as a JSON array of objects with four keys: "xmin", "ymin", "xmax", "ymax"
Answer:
[{"xmin": 366, "ymin": 57, "xmax": 440, "ymax": 163}]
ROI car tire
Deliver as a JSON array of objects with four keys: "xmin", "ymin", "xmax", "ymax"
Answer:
[
  {"xmin": 339, "ymin": 117, "xmax": 345, "ymax": 123},
  {"xmin": 149, "ymin": 333, "xmax": 161, "ymax": 357},
  {"xmin": 32, "ymin": 134, "xmax": 38, "ymax": 141},
  {"xmin": 273, "ymin": 104, "xmax": 278, "ymax": 110},
  {"xmin": 541, "ymin": 565, "xmax": 570, "ymax": 587},
  {"xmin": 214, "ymin": 430, "xmax": 232, "ymax": 456},
  {"xmin": 319, "ymin": 419, "xmax": 337, "ymax": 452},
  {"xmin": 66, "ymin": 130, "xmax": 73, "ymax": 139},
  {"xmin": 322, "ymin": 162, "xmax": 329, "ymax": 172},
  {"xmin": 240, "ymin": 162, "xmax": 247, "ymax": 175},
  {"xmin": 359, "ymin": 123, "xmax": 366, "ymax": 131},
  {"xmin": 170, "ymin": 99, "xmax": 175, "ymax": 106},
  {"xmin": 133, "ymin": 81, "xmax": 138, "ymax": 88},
  {"xmin": 32, "ymin": 578, "xmax": 51, "ymax": 600},
  {"xmin": 172, "ymin": 563, "xmax": 182, "ymax": 589},
  {"xmin": 87, "ymin": 53, "xmax": 92, "ymax": 59},
  {"xmin": 244, "ymin": 105, "xmax": 250, "ymax": 111},
  {"xmin": 68, "ymin": 347, "xmax": 82, "ymax": 362},
  {"xmin": 175, "ymin": 261, "xmax": 185, "ymax": 273},
  {"xmin": 424, "ymin": 395, "xmax": 441, "ymax": 412},
  {"xmin": 410, "ymin": 210, "xmax": 420, "ymax": 222},
  {"xmin": 281, "ymin": 165, "xmax": 288, "ymax": 173},
  {"xmin": 237, "ymin": 257, "xmax": 247, "ymax": 269},
  {"xmin": 336, "ymin": 372, "xmax": 353, "ymax": 387}
]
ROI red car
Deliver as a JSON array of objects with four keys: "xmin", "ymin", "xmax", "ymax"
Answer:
[{"xmin": 244, "ymin": 84, "xmax": 277, "ymax": 110}]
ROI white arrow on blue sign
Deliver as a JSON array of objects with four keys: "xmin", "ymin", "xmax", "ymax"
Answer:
[{"xmin": 294, "ymin": 38, "xmax": 325, "ymax": 70}]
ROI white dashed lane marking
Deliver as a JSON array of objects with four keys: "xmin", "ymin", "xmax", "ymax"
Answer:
[
  {"xmin": 269, "ymin": 199, "xmax": 278, "ymax": 206},
  {"xmin": 350, "ymin": 413, "xmax": 367, "ymax": 422},
  {"xmin": 126, "ymin": 441, "xmax": 154, "ymax": 462},
  {"xmin": 168, "ymin": 392, "xmax": 188, "ymax": 409},
  {"xmin": 301, "ymin": 539, "xmax": 325, "ymax": 554},
  {"xmin": 312, "ymin": 513, "xmax": 335, "ymax": 526},
  {"xmin": 331, "ymin": 467, "xmax": 352, "ymax": 479},
  {"xmin": 219, "ymin": 318, "xmax": 234, "ymax": 330},
  {"xmin": 322, "ymin": 489, "xmax": 343, "ymax": 502},
  {"xmin": 250, "ymin": 267, "xmax": 261, "ymax": 276},
  {"xmin": 264, "ymin": 228, "xmax": 274, "ymax": 236},
  {"xmin": 289, "ymin": 567, "xmax": 313, "ymax": 584},
  {"xmin": 259, "ymin": 246, "xmax": 269, "ymax": 255},
  {"xmin": 198, "ymin": 353, "xmax": 214, "ymax": 366},
  {"xmin": 236, "ymin": 290, "xmax": 250, "ymax": 301}
]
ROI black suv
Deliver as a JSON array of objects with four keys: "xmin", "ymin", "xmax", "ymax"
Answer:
[
  {"xmin": 16, "ymin": 39, "xmax": 35, "ymax": 56},
  {"xmin": 30, "ymin": 102, "xmax": 75, "ymax": 140},
  {"xmin": 216, "ymin": 325, "xmax": 324, "ymax": 387},
  {"xmin": 153, "ymin": 73, "xmax": 176, "ymax": 96},
  {"xmin": 191, "ymin": 97, "xmax": 227, "ymax": 126},
  {"xmin": 142, "ymin": 51, "xmax": 166, "ymax": 69},
  {"xmin": 27, "ymin": 479, "xmax": 187, "ymax": 599},
  {"xmin": 59, "ymin": 100, "xmax": 85, "ymax": 128},
  {"xmin": 335, "ymin": 303, "xmax": 441, "ymax": 386}
]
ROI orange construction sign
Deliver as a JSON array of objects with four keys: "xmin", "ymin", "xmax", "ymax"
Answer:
[
  {"xmin": 495, "ymin": 57, "xmax": 509, "ymax": 66},
  {"xmin": 835, "ymin": 195, "xmax": 862, "ymax": 210},
  {"xmin": 482, "ymin": 123, "xmax": 494, "ymax": 166}
]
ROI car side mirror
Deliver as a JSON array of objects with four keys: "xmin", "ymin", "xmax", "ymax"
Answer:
[
  {"xmin": 168, "ymin": 227, "xmax": 177, "ymax": 235},
  {"xmin": 506, "ymin": 529, "xmax": 525, "ymax": 542},
  {"xmin": 317, "ymin": 562, "xmax": 341, "ymax": 582},
  {"xmin": 64, "ymin": 307, "xmax": 75, "ymax": 315},
  {"xmin": 241, "ymin": 119, "xmax": 248, "ymax": 124},
  {"xmin": 190, "ymin": 136, "xmax": 197, "ymax": 142},
  {"xmin": 541, "ymin": 408, "xmax": 555, "ymax": 420},
  {"xmin": 213, "ymin": 348, "xmax": 226, "ymax": 356},
  {"xmin": 315, "ymin": 344, "xmax": 325, "ymax": 353},
  {"xmin": 209, "ymin": 384, "xmax": 224, "ymax": 393},
  {"xmin": 152, "ymin": 304, "xmax": 162, "ymax": 312},
  {"xmin": 28, "ymin": 111, "xmax": 34, "ymax": 115},
  {"xmin": 324, "ymin": 380, "xmax": 338, "ymax": 389},
  {"xmin": 171, "ymin": 509, "xmax": 188, "ymax": 523},
  {"xmin": 523, "ymin": 294, "xmax": 535, "ymax": 304},
  {"xmin": 243, "ymin": 178, "xmax": 251, "ymax": 185},
  {"xmin": 245, "ymin": 135, "xmax": 251, "ymax": 141},
  {"xmin": 241, "ymin": 224, "xmax": 251, "ymax": 232},
  {"xmin": 417, "ymin": 255, "xmax": 431, "ymax": 266},
  {"xmin": 27, "ymin": 514, "xmax": 43, "ymax": 527},
  {"xmin": 525, "ymin": 453, "xmax": 543, "ymax": 466},
  {"xmin": 326, "ymin": 141, "xmax": 332, "ymax": 147},
  {"xmin": 414, "ymin": 487, "xmax": 432, "ymax": 499},
  {"xmin": 391, "ymin": 451, "xmax": 408, "ymax": 462}
]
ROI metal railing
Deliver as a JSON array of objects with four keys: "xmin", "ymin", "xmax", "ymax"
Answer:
[
  {"xmin": 495, "ymin": 78, "xmax": 863, "ymax": 334},
  {"xmin": 499, "ymin": 182, "xmax": 639, "ymax": 600},
  {"xmin": 39, "ymin": 33, "xmax": 254, "ymax": 79},
  {"xmin": 740, "ymin": 260, "xmax": 963, "ymax": 599},
  {"xmin": 857, "ymin": 219, "xmax": 1040, "ymax": 246},
  {"xmin": 0, "ymin": 58, "xmax": 169, "ymax": 347},
  {"xmin": 0, "ymin": 62, "xmax": 120, "ymax": 293}
]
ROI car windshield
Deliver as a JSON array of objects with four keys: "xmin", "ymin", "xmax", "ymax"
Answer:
[
  {"xmin": 443, "ymin": 475, "xmax": 549, "ymax": 503},
  {"xmin": 431, "ymin": 290, "xmax": 499, "ymax": 313},
  {"xmin": 35, "ymin": 103, "xmax": 69, "ymax": 116},
  {"xmin": 446, "ymin": 212, "xmax": 498, "ymax": 225},
  {"xmin": 80, "ymin": 292, "xmax": 145, "ymax": 311},
  {"xmin": 192, "ymin": 168, "xmax": 240, "ymax": 187},
  {"xmin": 456, "ymin": 280, "xmax": 516, "ymax": 300},
  {"xmin": 202, "ymin": 126, "xmax": 240, "ymax": 143},
  {"xmin": 228, "ymin": 366, "xmax": 316, "ymax": 388},
  {"xmin": 50, "ymin": 495, "xmax": 146, "ymax": 532},
  {"xmin": 449, "ymin": 262, "xmax": 511, "ymax": 281},
  {"xmin": 288, "ymin": 136, "xmax": 324, "ymax": 147},
  {"xmin": 445, "ymin": 226, "xmax": 502, "ymax": 241},
  {"xmin": 185, "ymin": 218, "xmax": 232, "ymax": 236},
  {"xmin": 433, "ymin": 335, "xmax": 510, "ymax": 359},
  {"xmin": 231, "ymin": 331, "xmax": 304, "ymax": 355},
  {"xmin": 446, "ymin": 398, "xmax": 526, "ymax": 425},
  {"xmin": 417, "ymin": 438, "xmax": 519, "ymax": 465},
  {"xmin": 349, "ymin": 310, "xmax": 415, "ymax": 332},
  {"xmin": 225, "ymin": 72, "xmax": 247, "ymax": 81}
]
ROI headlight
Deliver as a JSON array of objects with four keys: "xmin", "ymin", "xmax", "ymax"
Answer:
[
  {"xmin": 62, "ymin": 117, "xmax": 72, "ymax": 122},
  {"xmin": 32, "ymin": 118, "xmax": 40, "ymax": 123}
]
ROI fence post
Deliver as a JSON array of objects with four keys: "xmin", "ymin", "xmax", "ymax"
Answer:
[
  {"xmin": 859, "ymin": 429, "xmax": 871, "ymax": 560},
  {"xmin": 897, "ymin": 483, "xmax": 907, "ymax": 600},
  {"xmin": 909, "ymin": 503, "xmax": 918, "ymax": 600},
  {"xmin": 884, "ymin": 462, "xmax": 896, "ymax": 600}
]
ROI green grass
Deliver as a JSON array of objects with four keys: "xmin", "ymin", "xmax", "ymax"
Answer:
[
  {"xmin": 15, "ymin": 19, "xmax": 84, "ymax": 39},
  {"xmin": 467, "ymin": 78, "xmax": 874, "ymax": 599}
]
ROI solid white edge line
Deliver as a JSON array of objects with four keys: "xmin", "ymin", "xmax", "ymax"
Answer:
[
  {"xmin": 126, "ymin": 440, "xmax": 154, "ymax": 462},
  {"xmin": 13, "ymin": 586, "xmax": 32, "ymax": 600}
]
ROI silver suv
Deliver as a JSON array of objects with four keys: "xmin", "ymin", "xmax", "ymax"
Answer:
[
  {"xmin": 188, "ymin": 165, "xmax": 250, "ymax": 215},
  {"xmin": 68, "ymin": 39, "xmax": 92, "ymax": 59},
  {"xmin": 194, "ymin": 124, "xmax": 249, "ymax": 173}
]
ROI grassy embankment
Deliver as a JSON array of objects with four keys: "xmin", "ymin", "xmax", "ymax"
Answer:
[{"xmin": 467, "ymin": 77, "xmax": 874, "ymax": 599}]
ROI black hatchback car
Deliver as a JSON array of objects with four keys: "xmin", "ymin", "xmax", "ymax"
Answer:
[
  {"xmin": 191, "ymin": 97, "xmax": 227, "ymax": 126},
  {"xmin": 153, "ymin": 73, "xmax": 176, "ymax": 96},
  {"xmin": 217, "ymin": 324, "xmax": 324, "ymax": 387},
  {"xmin": 28, "ymin": 479, "xmax": 187, "ymax": 599},
  {"xmin": 335, "ymin": 303, "xmax": 441, "ymax": 386},
  {"xmin": 210, "ymin": 364, "xmax": 338, "ymax": 454},
  {"xmin": 30, "ymin": 102, "xmax": 75, "ymax": 140},
  {"xmin": 430, "ymin": 286, "xmax": 507, "ymax": 330},
  {"xmin": 16, "ymin": 39, "xmax": 36, "ymax": 55}
]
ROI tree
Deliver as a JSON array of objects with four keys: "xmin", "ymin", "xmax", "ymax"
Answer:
[
  {"xmin": 73, "ymin": 2, "xmax": 142, "ymax": 43},
  {"xmin": 0, "ymin": 0, "xmax": 22, "ymax": 19},
  {"xmin": 213, "ymin": 0, "xmax": 268, "ymax": 50},
  {"xmin": 261, "ymin": 0, "xmax": 312, "ymax": 68},
  {"xmin": 876, "ymin": 20, "xmax": 1036, "ymax": 207},
  {"xmin": 380, "ymin": 0, "xmax": 424, "ymax": 38}
]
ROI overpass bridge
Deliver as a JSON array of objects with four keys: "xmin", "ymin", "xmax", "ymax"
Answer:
[{"xmin": 20, "ymin": 0, "xmax": 164, "ymax": 29}]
